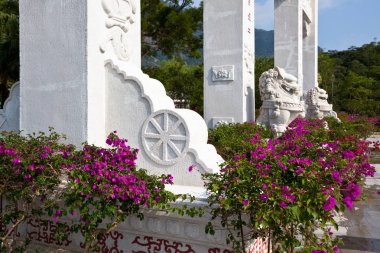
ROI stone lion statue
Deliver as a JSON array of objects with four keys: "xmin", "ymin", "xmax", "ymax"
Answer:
[
  {"xmin": 256, "ymin": 67, "xmax": 304, "ymax": 135},
  {"xmin": 305, "ymin": 87, "xmax": 339, "ymax": 120}
]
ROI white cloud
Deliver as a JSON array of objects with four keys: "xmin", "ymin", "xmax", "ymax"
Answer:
[{"xmin": 255, "ymin": 0, "xmax": 274, "ymax": 30}]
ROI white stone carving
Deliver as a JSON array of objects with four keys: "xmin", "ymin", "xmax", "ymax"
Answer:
[
  {"xmin": 204, "ymin": 0, "xmax": 255, "ymax": 127},
  {"xmin": 0, "ymin": 82, "xmax": 20, "ymax": 132},
  {"xmin": 244, "ymin": 44, "xmax": 255, "ymax": 96},
  {"xmin": 166, "ymin": 220, "xmax": 181, "ymax": 235},
  {"xmin": 256, "ymin": 67, "xmax": 305, "ymax": 134},
  {"xmin": 129, "ymin": 215, "xmax": 144, "ymax": 230},
  {"xmin": 105, "ymin": 59, "xmax": 223, "ymax": 186},
  {"xmin": 303, "ymin": 11, "xmax": 312, "ymax": 38},
  {"xmin": 147, "ymin": 217, "xmax": 162, "ymax": 233},
  {"xmin": 305, "ymin": 87, "xmax": 339, "ymax": 120},
  {"xmin": 141, "ymin": 110, "xmax": 189, "ymax": 166},
  {"xmin": 185, "ymin": 223, "xmax": 200, "ymax": 239},
  {"xmin": 275, "ymin": 0, "xmax": 318, "ymax": 93},
  {"xmin": 212, "ymin": 65, "xmax": 234, "ymax": 82},
  {"xmin": 100, "ymin": 0, "xmax": 137, "ymax": 61},
  {"xmin": 211, "ymin": 117, "xmax": 234, "ymax": 128},
  {"xmin": 244, "ymin": 44, "xmax": 254, "ymax": 81}
]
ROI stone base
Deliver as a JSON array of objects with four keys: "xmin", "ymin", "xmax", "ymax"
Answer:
[
  {"xmin": 11, "ymin": 195, "xmax": 270, "ymax": 253},
  {"xmin": 257, "ymin": 100, "xmax": 304, "ymax": 134},
  {"xmin": 6, "ymin": 187, "xmax": 269, "ymax": 253},
  {"xmin": 17, "ymin": 212, "xmax": 271, "ymax": 253}
]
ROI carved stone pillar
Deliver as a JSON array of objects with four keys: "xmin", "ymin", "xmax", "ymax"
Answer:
[{"xmin": 203, "ymin": 0, "xmax": 255, "ymax": 128}]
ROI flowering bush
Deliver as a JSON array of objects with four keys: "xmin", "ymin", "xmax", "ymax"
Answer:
[
  {"xmin": 0, "ymin": 130, "xmax": 180, "ymax": 252},
  {"xmin": 0, "ymin": 130, "xmax": 73, "ymax": 250},
  {"xmin": 63, "ymin": 132, "xmax": 178, "ymax": 251},
  {"xmin": 205, "ymin": 118, "xmax": 378, "ymax": 253},
  {"xmin": 336, "ymin": 112, "xmax": 380, "ymax": 136}
]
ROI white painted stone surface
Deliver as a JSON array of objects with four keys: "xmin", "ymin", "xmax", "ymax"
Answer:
[
  {"xmin": 274, "ymin": 0, "xmax": 318, "ymax": 94},
  {"xmin": 17, "ymin": 204, "xmax": 234, "ymax": 253},
  {"xmin": 105, "ymin": 60, "xmax": 223, "ymax": 186},
  {"xmin": 20, "ymin": 0, "xmax": 89, "ymax": 146},
  {"xmin": 0, "ymin": 82, "xmax": 20, "ymax": 132},
  {"xmin": 19, "ymin": 0, "xmax": 222, "ymax": 185},
  {"xmin": 204, "ymin": 0, "xmax": 255, "ymax": 128}
]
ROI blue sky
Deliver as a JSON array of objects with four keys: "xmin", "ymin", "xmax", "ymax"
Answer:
[{"xmin": 193, "ymin": 0, "xmax": 380, "ymax": 51}]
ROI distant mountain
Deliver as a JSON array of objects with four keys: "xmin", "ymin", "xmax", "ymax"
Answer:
[
  {"xmin": 143, "ymin": 28, "xmax": 276, "ymax": 67},
  {"xmin": 255, "ymin": 29, "xmax": 274, "ymax": 57}
]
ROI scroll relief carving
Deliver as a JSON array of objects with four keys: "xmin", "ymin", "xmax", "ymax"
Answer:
[
  {"xmin": 303, "ymin": 11, "xmax": 312, "ymax": 38},
  {"xmin": 256, "ymin": 67, "xmax": 305, "ymax": 134},
  {"xmin": 212, "ymin": 66, "xmax": 234, "ymax": 82},
  {"xmin": 100, "ymin": 0, "xmax": 137, "ymax": 61},
  {"xmin": 244, "ymin": 43, "xmax": 255, "ymax": 94}
]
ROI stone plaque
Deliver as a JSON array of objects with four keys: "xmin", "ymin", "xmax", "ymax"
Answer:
[
  {"xmin": 211, "ymin": 65, "xmax": 234, "ymax": 82},
  {"xmin": 211, "ymin": 117, "xmax": 234, "ymax": 128}
]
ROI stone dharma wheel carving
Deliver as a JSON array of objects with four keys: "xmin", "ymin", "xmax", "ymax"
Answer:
[{"xmin": 142, "ymin": 110, "xmax": 190, "ymax": 166}]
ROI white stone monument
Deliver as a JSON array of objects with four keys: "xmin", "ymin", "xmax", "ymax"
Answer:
[
  {"xmin": 19, "ymin": 0, "xmax": 222, "ymax": 187},
  {"xmin": 274, "ymin": 0, "xmax": 318, "ymax": 93},
  {"xmin": 16, "ymin": 1, "xmax": 233, "ymax": 251},
  {"xmin": 203, "ymin": 0, "xmax": 255, "ymax": 128}
]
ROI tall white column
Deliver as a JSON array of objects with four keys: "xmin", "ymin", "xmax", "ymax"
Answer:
[
  {"xmin": 302, "ymin": 0, "xmax": 318, "ymax": 91},
  {"xmin": 274, "ymin": 0, "xmax": 303, "ymax": 89},
  {"xmin": 274, "ymin": 0, "xmax": 318, "ymax": 93},
  {"xmin": 203, "ymin": 0, "xmax": 255, "ymax": 128},
  {"xmin": 20, "ymin": 0, "xmax": 141, "ymax": 146}
]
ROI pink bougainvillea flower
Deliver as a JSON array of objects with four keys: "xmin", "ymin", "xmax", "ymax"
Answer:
[
  {"xmin": 279, "ymin": 201, "xmax": 287, "ymax": 209},
  {"xmin": 343, "ymin": 196, "xmax": 354, "ymax": 210},
  {"xmin": 323, "ymin": 196, "xmax": 336, "ymax": 211}
]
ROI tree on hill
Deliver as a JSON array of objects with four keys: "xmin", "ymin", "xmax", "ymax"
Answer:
[
  {"xmin": 319, "ymin": 42, "xmax": 380, "ymax": 116},
  {"xmin": 141, "ymin": 0, "xmax": 202, "ymax": 63},
  {"xmin": 144, "ymin": 57, "xmax": 204, "ymax": 113}
]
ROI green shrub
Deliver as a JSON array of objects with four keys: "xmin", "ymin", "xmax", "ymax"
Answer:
[{"xmin": 208, "ymin": 122, "xmax": 272, "ymax": 160}]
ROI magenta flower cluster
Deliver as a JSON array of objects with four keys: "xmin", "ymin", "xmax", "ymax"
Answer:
[
  {"xmin": 205, "ymin": 118, "xmax": 378, "ymax": 253},
  {"xmin": 0, "ymin": 131, "xmax": 177, "ymax": 250},
  {"xmin": 64, "ymin": 132, "xmax": 175, "ymax": 218}
]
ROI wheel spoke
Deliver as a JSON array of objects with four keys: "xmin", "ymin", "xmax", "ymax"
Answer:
[
  {"xmin": 164, "ymin": 112, "xmax": 169, "ymax": 132},
  {"xmin": 168, "ymin": 120, "xmax": 182, "ymax": 134},
  {"xmin": 162, "ymin": 141, "xmax": 168, "ymax": 161},
  {"xmin": 169, "ymin": 135, "xmax": 187, "ymax": 141},
  {"xmin": 150, "ymin": 118, "xmax": 163, "ymax": 134},
  {"xmin": 151, "ymin": 140, "xmax": 163, "ymax": 155},
  {"xmin": 168, "ymin": 140, "xmax": 182, "ymax": 156},
  {"xmin": 144, "ymin": 133, "xmax": 161, "ymax": 139}
]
